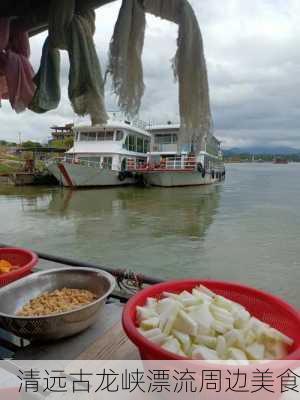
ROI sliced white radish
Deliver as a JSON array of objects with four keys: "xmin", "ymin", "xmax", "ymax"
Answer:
[
  {"xmin": 227, "ymin": 347, "xmax": 248, "ymax": 361},
  {"xmin": 213, "ymin": 295, "xmax": 234, "ymax": 311},
  {"xmin": 136, "ymin": 306, "xmax": 158, "ymax": 323},
  {"xmin": 243, "ymin": 328, "xmax": 257, "ymax": 346},
  {"xmin": 212, "ymin": 319, "xmax": 233, "ymax": 334},
  {"xmin": 265, "ymin": 340, "xmax": 288, "ymax": 359},
  {"xmin": 194, "ymin": 335, "xmax": 217, "ymax": 349},
  {"xmin": 192, "ymin": 288, "xmax": 212, "ymax": 303},
  {"xmin": 216, "ymin": 336, "xmax": 227, "ymax": 359},
  {"xmin": 157, "ymin": 297, "xmax": 180, "ymax": 314},
  {"xmin": 162, "ymin": 337, "xmax": 181, "ymax": 354},
  {"xmin": 210, "ymin": 304, "xmax": 235, "ymax": 325},
  {"xmin": 140, "ymin": 317, "xmax": 159, "ymax": 330},
  {"xmin": 233, "ymin": 308, "xmax": 251, "ymax": 329},
  {"xmin": 139, "ymin": 327, "xmax": 162, "ymax": 338},
  {"xmin": 265, "ymin": 328, "xmax": 294, "ymax": 346},
  {"xmin": 172, "ymin": 329, "xmax": 191, "ymax": 354},
  {"xmin": 173, "ymin": 309, "xmax": 198, "ymax": 336},
  {"xmin": 250, "ymin": 317, "xmax": 270, "ymax": 337},
  {"xmin": 139, "ymin": 328, "xmax": 167, "ymax": 345},
  {"xmin": 192, "ymin": 345, "xmax": 219, "ymax": 360},
  {"xmin": 146, "ymin": 297, "xmax": 158, "ymax": 308},
  {"xmin": 151, "ymin": 333, "xmax": 168, "ymax": 345},
  {"xmin": 159, "ymin": 302, "xmax": 180, "ymax": 335},
  {"xmin": 188, "ymin": 303, "xmax": 214, "ymax": 331},
  {"xmin": 162, "ymin": 292, "xmax": 181, "ymax": 301},
  {"xmin": 137, "ymin": 285, "xmax": 292, "ymax": 362},
  {"xmin": 224, "ymin": 329, "xmax": 245, "ymax": 348},
  {"xmin": 196, "ymin": 285, "xmax": 216, "ymax": 298},
  {"xmin": 246, "ymin": 342, "xmax": 265, "ymax": 360}
]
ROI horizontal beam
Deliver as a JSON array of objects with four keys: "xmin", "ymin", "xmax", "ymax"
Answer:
[{"xmin": 5, "ymin": 0, "xmax": 118, "ymax": 37}]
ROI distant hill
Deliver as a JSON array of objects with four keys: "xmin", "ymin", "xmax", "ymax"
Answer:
[{"xmin": 224, "ymin": 146, "xmax": 300, "ymax": 156}]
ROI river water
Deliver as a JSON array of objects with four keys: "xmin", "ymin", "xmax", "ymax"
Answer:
[{"xmin": 0, "ymin": 163, "xmax": 299, "ymax": 308}]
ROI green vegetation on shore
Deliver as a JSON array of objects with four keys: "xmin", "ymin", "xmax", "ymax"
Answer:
[
  {"xmin": 0, "ymin": 164, "xmax": 16, "ymax": 174},
  {"xmin": 0, "ymin": 138, "xmax": 72, "ymax": 175}
]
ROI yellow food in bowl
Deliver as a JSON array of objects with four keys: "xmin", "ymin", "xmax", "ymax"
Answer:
[
  {"xmin": 0, "ymin": 259, "xmax": 14, "ymax": 274},
  {"xmin": 17, "ymin": 288, "xmax": 98, "ymax": 317}
]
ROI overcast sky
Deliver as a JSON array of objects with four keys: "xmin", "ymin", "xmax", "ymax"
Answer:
[{"xmin": 1, "ymin": 0, "xmax": 300, "ymax": 149}]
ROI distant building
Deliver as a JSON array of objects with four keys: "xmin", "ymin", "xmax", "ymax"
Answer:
[{"xmin": 50, "ymin": 123, "xmax": 74, "ymax": 143}]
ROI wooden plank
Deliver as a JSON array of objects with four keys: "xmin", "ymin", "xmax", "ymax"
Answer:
[
  {"xmin": 14, "ymin": 303, "xmax": 123, "ymax": 360},
  {"xmin": 77, "ymin": 321, "xmax": 139, "ymax": 360}
]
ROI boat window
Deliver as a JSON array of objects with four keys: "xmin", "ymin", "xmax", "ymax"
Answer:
[
  {"xmin": 78, "ymin": 156, "xmax": 101, "ymax": 163},
  {"xmin": 124, "ymin": 135, "xmax": 129, "ymax": 150},
  {"xmin": 137, "ymin": 137, "xmax": 143, "ymax": 153},
  {"xmin": 102, "ymin": 157, "xmax": 112, "ymax": 169},
  {"xmin": 80, "ymin": 132, "xmax": 97, "ymax": 141},
  {"xmin": 80, "ymin": 132, "xmax": 89, "ymax": 141},
  {"xmin": 123, "ymin": 134, "xmax": 150, "ymax": 153},
  {"xmin": 97, "ymin": 131, "xmax": 114, "ymax": 141},
  {"xmin": 154, "ymin": 134, "xmax": 177, "ymax": 145},
  {"xmin": 128, "ymin": 135, "xmax": 136, "ymax": 151},
  {"xmin": 143, "ymin": 139, "xmax": 150, "ymax": 153},
  {"xmin": 116, "ymin": 130, "xmax": 124, "ymax": 141}
]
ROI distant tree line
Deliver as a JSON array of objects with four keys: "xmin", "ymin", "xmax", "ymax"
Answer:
[
  {"xmin": 0, "ymin": 138, "xmax": 73, "ymax": 149},
  {"xmin": 224, "ymin": 153, "xmax": 300, "ymax": 162},
  {"xmin": 0, "ymin": 139, "xmax": 42, "ymax": 147},
  {"xmin": 0, "ymin": 140, "xmax": 17, "ymax": 146}
]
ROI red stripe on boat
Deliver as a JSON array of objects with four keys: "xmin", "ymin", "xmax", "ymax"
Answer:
[{"xmin": 58, "ymin": 163, "xmax": 74, "ymax": 187}]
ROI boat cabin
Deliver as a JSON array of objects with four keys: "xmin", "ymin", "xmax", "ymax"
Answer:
[
  {"xmin": 147, "ymin": 124, "xmax": 223, "ymax": 172},
  {"xmin": 65, "ymin": 123, "xmax": 151, "ymax": 172}
]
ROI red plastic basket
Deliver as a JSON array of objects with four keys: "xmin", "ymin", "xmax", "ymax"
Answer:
[
  {"xmin": 0, "ymin": 247, "xmax": 38, "ymax": 287},
  {"xmin": 123, "ymin": 279, "xmax": 300, "ymax": 360}
]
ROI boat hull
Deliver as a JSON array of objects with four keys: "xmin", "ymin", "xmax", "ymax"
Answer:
[
  {"xmin": 145, "ymin": 171, "xmax": 223, "ymax": 187},
  {"xmin": 48, "ymin": 162, "xmax": 135, "ymax": 187},
  {"xmin": 47, "ymin": 162, "xmax": 64, "ymax": 185}
]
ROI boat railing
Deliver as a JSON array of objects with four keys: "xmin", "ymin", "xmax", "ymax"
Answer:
[
  {"xmin": 127, "ymin": 156, "xmax": 197, "ymax": 172},
  {"xmin": 56, "ymin": 158, "xmax": 105, "ymax": 169}
]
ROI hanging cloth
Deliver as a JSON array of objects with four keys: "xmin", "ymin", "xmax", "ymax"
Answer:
[
  {"xmin": 107, "ymin": 0, "xmax": 212, "ymax": 150},
  {"xmin": 106, "ymin": 0, "xmax": 146, "ymax": 117},
  {"xmin": 0, "ymin": 18, "xmax": 35, "ymax": 112},
  {"xmin": 67, "ymin": 9, "xmax": 108, "ymax": 125},
  {"xmin": 29, "ymin": 37, "xmax": 61, "ymax": 113},
  {"xmin": 31, "ymin": 2, "xmax": 108, "ymax": 125}
]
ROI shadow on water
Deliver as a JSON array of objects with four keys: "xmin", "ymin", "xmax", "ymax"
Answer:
[{"xmin": 48, "ymin": 185, "xmax": 222, "ymax": 240}]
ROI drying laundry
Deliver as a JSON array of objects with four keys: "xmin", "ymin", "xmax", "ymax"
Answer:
[{"xmin": 107, "ymin": 0, "xmax": 212, "ymax": 150}]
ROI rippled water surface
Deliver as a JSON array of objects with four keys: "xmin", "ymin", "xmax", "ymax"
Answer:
[{"xmin": 1, "ymin": 163, "xmax": 299, "ymax": 307}]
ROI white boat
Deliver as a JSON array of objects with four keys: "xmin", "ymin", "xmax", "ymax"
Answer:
[
  {"xmin": 128, "ymin": 124, "xmax": 225, "ymax": 187},
  {"xmin": 47, "ymin": 122, "xmax": 151, "ymax": 187}
]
